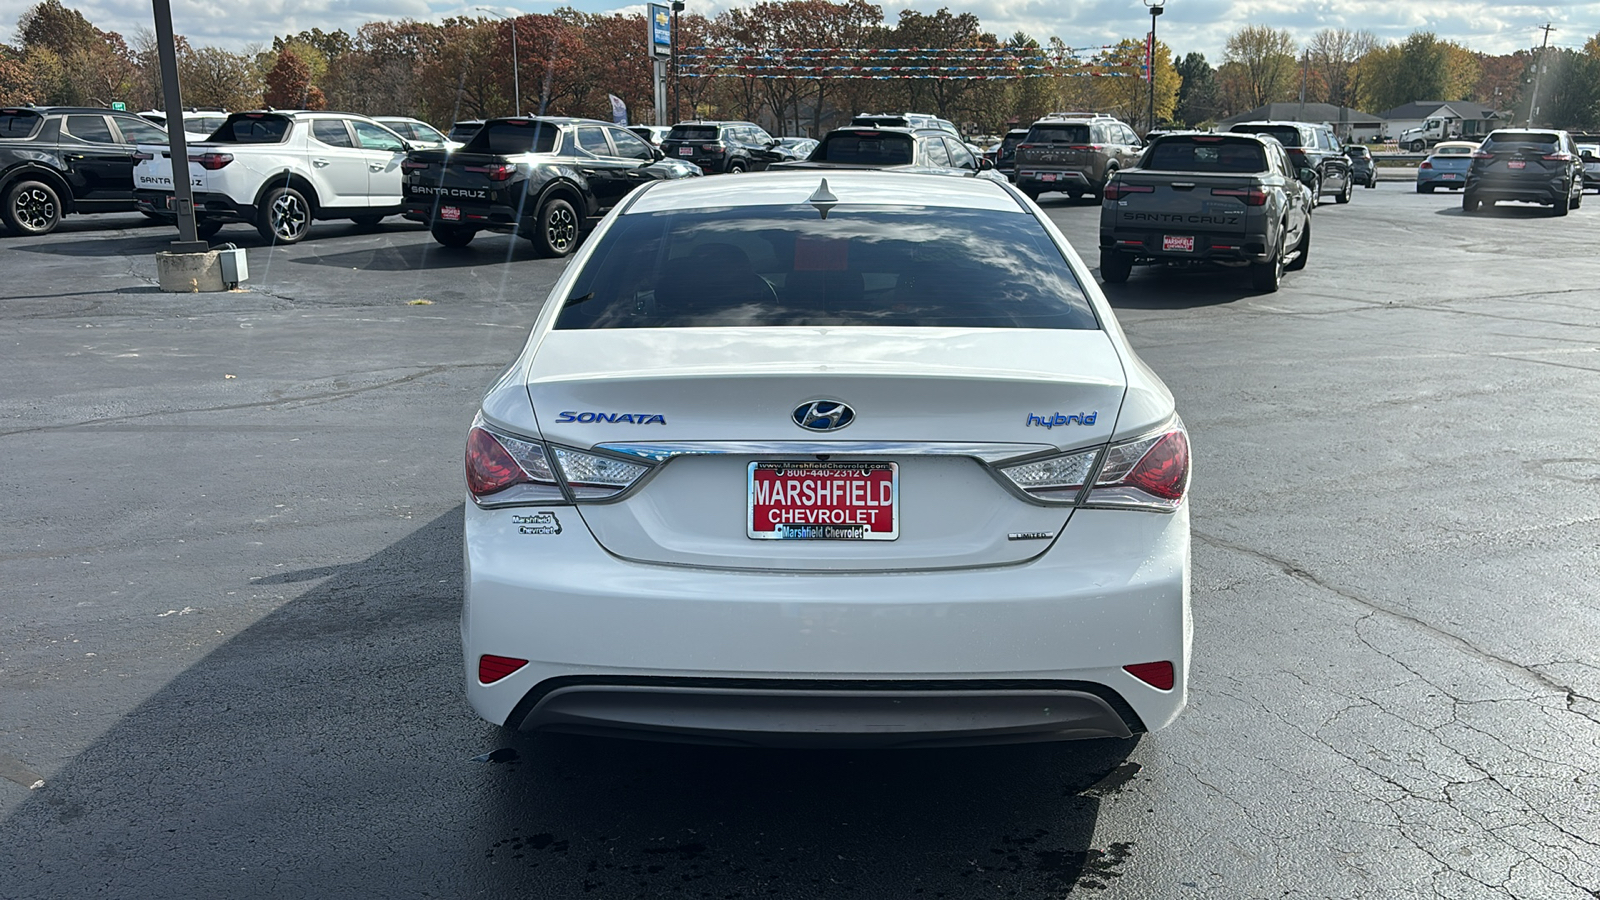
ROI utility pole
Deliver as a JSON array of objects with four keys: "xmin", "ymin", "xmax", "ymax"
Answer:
[
  {"xmin": 1298, "ymin": 50, "xmax": 1309, "ymax": 122},
  {"xmin": 478, "ymin": 8, "xmax": 520, "ymax": 116},
  {"xmin": 1527, "ymin": 23, "xmax": 1554, "ymax": 127}
]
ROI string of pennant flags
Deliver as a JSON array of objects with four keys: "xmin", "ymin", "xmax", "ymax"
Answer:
[{"xmin": 678, "ymin": 44, "xmax": 1150, "ymax": 80}]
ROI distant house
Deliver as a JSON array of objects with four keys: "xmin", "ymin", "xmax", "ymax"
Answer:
[
  {"xmin": 1218, "ymin": 103, "xmax": 1385, "ymax": 143},
  {"xmin": 1379, "ymin": 101, "xmax": 1506, "ymax": 142}
]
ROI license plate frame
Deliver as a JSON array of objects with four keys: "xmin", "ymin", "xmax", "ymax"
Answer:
[
  {"xmin": 679, "ymin": 146, "xmax": 694, "ymax": 156},
  {"xmin": 440, "ymin": 205, "xmax": 461, "ymax": 221},
  {"xmin": 1508, "ymin": 160, "xmax": 1526, "ymax": 170},
  {"xmin": 1163, "ymin": 235, "xmax": 1195, "ymax": 252},
  {"xmin": 747, "ymin": 461, "xmax": 899, "ymax": 541}
]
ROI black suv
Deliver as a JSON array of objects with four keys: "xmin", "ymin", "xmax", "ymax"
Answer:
[
  {"xmin": 660, "ymin": 121, "xmax": 781, "ymax": 174},
  {"xmin": 1228, "ymin": 121, "xmax": 1353, "ymax": 204},
  {"xmin": 1463, "ymin": 129, "xmax": 1585, "ymax": 215},
  {"xmin": 0, "ymin": 105, "xmax": 173, "ymax": 236},
  {"xmin": 1345, "ymin": 144, "xmax": 1376, "ymax": 188}
]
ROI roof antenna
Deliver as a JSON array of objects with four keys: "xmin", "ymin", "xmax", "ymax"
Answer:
[{"xmin": 808, "ymin": 178, "xmax": 838, "ymax": 219}]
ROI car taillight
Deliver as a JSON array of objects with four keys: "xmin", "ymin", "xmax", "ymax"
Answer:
[
  {"xmin": 997, "ymin": 447, "xmax": 1099, "ymax": 502},
  {"xmin": 1210, "ymin": 187, "xmax": 1267, "ymax": 206},
  {"xmin": 188, "ymin": 152, "xmax": 233, "ymax": 170},
  {"xmin": 1103, "ymin": 183, "xmax": 1154, "ymax": 200},
  {"xmin": 1471, "ymin": 151, "xmax": 1494, "ymax": 160},
  {"xmin": 1543, "ymin": 152, "xmax": 1573, "ymax": 161},
  {"xmin": 478, "ymin": 654, "xmax": 528, "ymax": 683},
  {"xmin": 401, "ymin": 159, "xmax": 430, "ymax": 171},
  {"xmin": 1419, "ymin": 161, "xmax": 1432, "ymax": 169},
  {"xmin": 1085, "ymin": 421, "xmax": 1190, "ymax": 511},
  {"xmin": 704, "ymin": 142, "xmax": 725, "ymax": 153},
  {"xmin": 132, "ymin": 150, "xmax": 154, "ymax": 162},
  {"xmin": 465, "ymin": 415, "xmax": 653, "ymax": 506},
  {"xmin": 465, "ymin": 163, "xmax": 514, "ymax": 181}
]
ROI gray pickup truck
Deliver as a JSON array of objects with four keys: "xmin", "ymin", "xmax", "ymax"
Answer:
[{"xmin": 1097, "ymin": 132, "xmax": 1316, "ymax": 292}]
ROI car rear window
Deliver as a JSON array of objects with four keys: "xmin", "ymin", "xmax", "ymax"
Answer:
[
  {"xmin": 210, "ymin": 114, "xmax": 292, "ymax": 143},
  {"xmin": 1144, "ymin": 137, "xmax": 1267, "ymax": 172},
  {"xmin": 1347, "ymin": 145, "xmax": 1370, "ymax": 157},
  {"xmin": 1025, "ymin": 124, "xmax": 1090, "ymax": 144},
  {"xmin": 1483, "ymin": 131, "xmax": 1559, "ymax": 151},
  {"xmin": 554, "ymin": 205, "xmax": 1098, "ymax": 330},
  {"xmin": 448, "ymin": 122, "xmax": 483, "ymax": 141},
  {"xmin": 0, "ymin": 110, "xmax": 43, "ymax": 138},
  {"xmin": 813, "ymin": 132, "xmax": 914, "ymax": 165},
  {"xmin": 466, "ymin": 120, "xmax": 560, "ymax": 155},
  {"xmin": 668, "ymin": 125, "xmax": 720, "ymax": 141},
  {"xmin": 1232, "ymin": 124, "xmax": 1301, "ymax": 147}
]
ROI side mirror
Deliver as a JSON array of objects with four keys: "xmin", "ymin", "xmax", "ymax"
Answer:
[
  {"xmin": 651, "ymin": 146, "xmax": 664, "ymax": 161},
  {"xmin": 978, "ymin": 157, "xmax": 995, "ymax": 171},
  {"xmin": 1297, "ymin": 168, "xmax": 1318, "ymax": 188},
  {"xmin": 399, "ymin": 140, "xmax": 414, "ymax": 153}
]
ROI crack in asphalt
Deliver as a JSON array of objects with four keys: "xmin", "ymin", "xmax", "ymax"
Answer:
[
  {"xmin": 1194, "ymin": 530, "xmax": 1600, "ymax": 729},
  {"xmin": 0, "ymin": 363, "xmax": 499, "ymax": 439}
]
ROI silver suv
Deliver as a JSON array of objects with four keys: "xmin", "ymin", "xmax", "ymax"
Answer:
[{"xmin": 1012, "ymin": 113, "xmax": 1143, "ymax": 202}]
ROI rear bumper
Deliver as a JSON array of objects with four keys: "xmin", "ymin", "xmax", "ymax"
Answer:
[
  {"xmin": 134, "ymin": 189, "xmax": 254, "ymax": 224},
  {"xmin": 1015, "ymin": 169, "xmax": 1092, "ymax": 192},
  {"xmin": 462, "ymin": 503, "xmax": 1190, "ymax": 745},
  {"xmin": 403, "ymin": 197, "xmax": 526, "ymax": 231},
  {"xmin": 1100, "ymin": 228, "xmax": 1270, "ymax": 264},
  {"xmin": 1416, "ymin": 170, "xmax": 1467, "ymax": 188},
  {"xmin": 1466, "ymin": 175, "xmax": 1569, "ymax": 203}
]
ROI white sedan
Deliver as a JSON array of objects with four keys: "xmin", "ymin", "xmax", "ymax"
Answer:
[{"xmin": 462, "ymin": 171, "xmax": 1191, "ymax": 747}]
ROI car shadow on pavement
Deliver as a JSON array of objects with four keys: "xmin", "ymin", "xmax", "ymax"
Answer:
[
  {"xmin": 1098, "ymin": 265, "xmax": 1261, "ymax": 309},
  {"xmin": 1435, "ymin": 203, "xmax": 1572, "ymax": 218},
  {"xmin": 288, "ymin": 238, "xmax": 563, "ymax": 271},
  {"xmin": 0, "ymin": 506, "xmax": 1142, "ymax": 898}
]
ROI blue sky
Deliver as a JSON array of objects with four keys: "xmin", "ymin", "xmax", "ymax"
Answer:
[{"xmin": 3, "ymin": 0, "xmax": 1597, "ymax": 61}]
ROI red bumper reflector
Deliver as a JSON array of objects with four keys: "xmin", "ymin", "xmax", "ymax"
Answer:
[
  {"xmin": 1124, "ymin": 661, "xmax": 1175, "ymax": 691},
  {"xmin": 479, "ymin": 654, "xmax": 528, "ymax": 683}
]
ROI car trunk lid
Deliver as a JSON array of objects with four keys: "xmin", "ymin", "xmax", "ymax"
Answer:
[{"xmin": 525, "ymin": 328, "xmax": 1127, "ymax": 572}]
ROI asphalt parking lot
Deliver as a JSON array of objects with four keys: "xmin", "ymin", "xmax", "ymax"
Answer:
[{"xmin": 2, "ymin": 184, "xmax": 1599, "ymax": 899}]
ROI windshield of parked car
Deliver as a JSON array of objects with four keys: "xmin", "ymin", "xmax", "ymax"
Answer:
[
  {"xmin": 812, "ymin": 132, "xmax": 914, "ymax": 164},
  {"xmin": 1233, "ymin": 124, "xmax": 1302, "ymax": 147},
  {"xmin": 668, "ymin": 125, "xmax": 720, "ymax": 141},
  {"xmin": 1144, "ymin": 137, "xmax": 1268, "ymax": 172},
  {"xmin": 0, "ymin": 110, "xmax": 43, "ymax": 138},
  {"xmin": 554, "ymin": 205, "xmax": 1098, "ymax": 330},
  {"xmin": 1482, "ymin": 131, "xmax": 1560, "ymax": 152},
  {"xmin": 467, "ymin": 121, "xmax": 560, "ymax": 155},
  {"xmin": 1025, "ymin": 124, "xmax": 1090, "ymax": 144},
  {"xmin": 210, "ymin": 114, "xmax": 292, "ymax": 143}
]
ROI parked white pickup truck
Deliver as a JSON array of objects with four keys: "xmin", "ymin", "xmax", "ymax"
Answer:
[{"xmin": 133, "ymin": 110, "xmax": 413, "ymax": 243}]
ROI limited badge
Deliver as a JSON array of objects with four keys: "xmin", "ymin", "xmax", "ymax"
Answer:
[{"xmin": 513, "ymin": 511, "xmax": 562, "ymax": 535}]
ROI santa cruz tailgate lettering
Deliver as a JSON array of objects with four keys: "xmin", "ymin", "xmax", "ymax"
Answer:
[
  {"xmin": 1120, "ymin": 211, "xmax": 1242, "ymax": 225},
  {"xmin": 408, "ymin": 185, "xmax": 490, "ymax": 199}
]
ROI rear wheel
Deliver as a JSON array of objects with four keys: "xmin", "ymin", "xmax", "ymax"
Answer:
[
  {"xmin": 1099, "ymin": 249, "xmax": 1133, "ymax": 284},
  {"xmin": 726, "ymin": 161, "xmax": 747, "ymax": 174},
  {"xmin": 1067, "ymin": 191, "xmax": 1084, "ymax": 202},
  {"xmin": 1552, "ymin": 182, "xmax": 1572, "ymax": 216},
  {"xmin": 1250, "ymin": 231, "xmax": 1285, "ymax": 293},
  {"xmin": 430, "ymin": 224, "xmax": 475, "ymax": 248},
  {"xmin": 1417, "ymin": 183, "xmax": 1433, "ymax": 194},
  {"xmin": 1022, "ymin": 188, "xmax": 1042, "ymax": 202},
  {"xmin": 1286, "ymin": 219, "xmax": 1310, "ymax": 272},
  {"xmin": 1335, "ymin": 176, "xmax": 1352, "ymax": 204},
  {"xmin": 258, "ymin": 185, "xmax": 312, "ymax": 244},
  {"xmin": 531, "ymin": 196, "xmax": 579, "ymax": 258},
  {"xmin": 1573, "ymin": 190, "xmax": 1583, "ymax": 209},
  {"xmin": 1462, "ymin": 193, "xmax": 1480, "ymax": 213},
  {"xmin": 3, "ymin": 179, "xmax": 62, "ymax": 236}
]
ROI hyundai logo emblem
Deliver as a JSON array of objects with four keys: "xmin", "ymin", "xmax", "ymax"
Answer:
[{"xmin": 793, "ymin": 400, "xmax": 855, "ymax": 432}]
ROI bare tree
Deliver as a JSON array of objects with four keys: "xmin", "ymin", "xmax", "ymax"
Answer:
[
  {"xmin": 1223, "ymin": 25, "xmax": 1298, "ymax": 109},
  {"xmin": 1306, "ymin": 28, "xmax": 1376, "ymax": 107}
]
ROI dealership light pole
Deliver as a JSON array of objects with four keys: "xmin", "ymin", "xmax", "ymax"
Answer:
[
  {"xmin": 150, "ymin": 0, "xmax": 204, "ymax": 253},
  {"xmin": 478, "ymin": 7, "xmax": 521, "ymax": 116},
  {"xmin": 1143, "ymin": 0, "xmax": 1165, "ymax": 133},
  {"xmin": 671, "ymin": 0, "xmax": 684, "ymax": 123}
]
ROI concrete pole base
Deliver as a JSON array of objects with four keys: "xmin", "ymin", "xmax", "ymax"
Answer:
[{"xmin": 156, "ymin": 250, "xmax": 226, "ymax": 293}]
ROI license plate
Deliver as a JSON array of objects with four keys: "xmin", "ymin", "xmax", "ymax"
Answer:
[
  {"xmin": 440, "ymin": 205, "xmax": 461, "ymax": 221},
  {"xmin": 1443, "ymin": 173, "xmax": 1460, "ymax": 179},
  {"xmin": 747, "ymin": 461, "xmax": 898, "ymax": 541},
  {"xmin": 1041, "ymin": 173, "xmax": 1057, "ymax": 182},
  {"xmin": 679, "ymin": 147, "xmax": 694, "ymax": 156},
  {"xmin": 1163, "ymin": 235, "xmax": 1195, "ymax": 252},
  {"xmin": 1509, "ymin": 160, "xmax": 1526, "ymax": 170}
]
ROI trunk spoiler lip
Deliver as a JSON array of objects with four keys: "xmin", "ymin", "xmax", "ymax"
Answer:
[{"xmin": 593, "ymin": 440, "xmax": 1064, "ymax": 465}]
